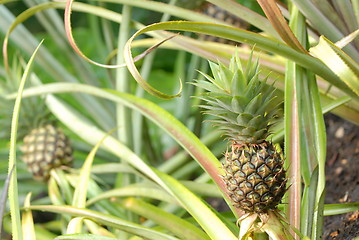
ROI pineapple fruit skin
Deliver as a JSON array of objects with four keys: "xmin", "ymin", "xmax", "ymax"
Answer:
[
  {"xmin": 223, "ymin": 141, "xmax": 287, "ymax": 213},
  {"xmin": 21, "ymin": 124, "xmax": 73, "ymax": 181}
]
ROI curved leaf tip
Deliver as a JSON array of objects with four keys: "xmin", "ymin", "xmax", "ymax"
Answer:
[{"xmin": 124, "ymin": 26, "xmax": 184, "ymax": 99}]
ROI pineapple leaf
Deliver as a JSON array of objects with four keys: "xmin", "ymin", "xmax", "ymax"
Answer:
[
  {"xmin": 231, "ymin": 96, "xmax": 244, "ymax": 113},
  {"xmin": 218, "ymin": 62, "xmax": 234, "ymax": 92},
  {"xmin": 256, "ymin": 95, "xmax": 278, "ymax": 116},
  {"xmin": 195, "ymin": 52, "xmax": 282, "ymax": 144},
  {"xmin": 193, "ymin": 80, "xmax": 224, "ymax": 94},
  {"xmin": 252, "ymin": 129, "xmax": 268, "ymax": 140},
  {"xmin": 244, "ymin": 93, "xmax": 263, "ymax": 115},
  {"xmin": 247, "ymin": 115, "xmax": 263, "ymax": 128},
  {"xmin": 236, "ymin": 113, "xmax": 254, "ymax": 126}
]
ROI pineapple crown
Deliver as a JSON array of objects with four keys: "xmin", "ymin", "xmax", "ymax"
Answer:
[{"xmin": 195, "ymin": 52, "xmax": 282, "ymax": 144}]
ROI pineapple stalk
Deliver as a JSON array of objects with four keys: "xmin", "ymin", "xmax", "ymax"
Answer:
[{"xmin": 195, "ymin": 52, "xmax": 293, "ymax": 239}]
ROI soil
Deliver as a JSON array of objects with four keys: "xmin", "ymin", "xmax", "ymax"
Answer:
[{"xmin": 323, "ymin": 114, "xmax": 359, "ymax": 240}]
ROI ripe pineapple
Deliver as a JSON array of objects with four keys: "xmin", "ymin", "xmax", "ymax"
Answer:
[
  {"xmin": 195, "ymin": 53, "xmax": 286, "ymax": 213},
  {"xmin": 0, "ymin": 58, "xmax": 73, "ymax": 181}
]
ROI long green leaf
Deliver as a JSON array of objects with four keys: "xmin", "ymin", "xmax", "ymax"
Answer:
[
  {"xmin": 114, "ymin": 3, "xmax": 134, "ymax": 198},
  {"xmin": 33, "ymin": 225, "xmax": 57, "ymax": 240},
  {"xmin": 51, "ymin": 169, "xmax": 73, "ymax": 205},
  {"xmin": 66, "ymin": 217, "xmax": 85, "ymax": 235},
  {"xmin": 28, "ymin": 205, "xmax": 179, "ymax": 240},
  {"xmin": 122, "ymin": 197, "xmax": 210, "ymax": 240},
  {"xmin": 87, "ymin": 182, "xmax": 177, "ymax": 206},
  {"xmin": 90, "ymin": 163, "xmax": 146, "ymax": 177},
  {"xmin": 87, "ymin": 181, "xmax": 222, "ymax": 207},
  {"xmin": 123, "ymin": 21, "xmax": 357, "ymax": 100},
  {"xmin": 48, "ymin": 176, "xmax": 66, "ymax": 206},
  {"xmin": 63, "ymin": 0, "xmax": 126, "ymax": 69},
  {"xmin": 71, "ymin": 131, "xmax": 114, "ymax": 233},
  {"xmin": 0, "ymin": 165, "xmax": 13, "ymax": 237},
  {"xmin": 301, "ymin": 166, "xmax": 318, "ymax": 238},
  {"xmin": 55, "ymin": 234, "xmax": 117, "ymax": 240},
  {"xmin": 324, "ymin": 203, "xmax": 359, "ymax": 216},
  {"xmin": 124, "ymin": 27, "xmax": 182, "ymax": 99},
  {"xmin": 153, "ymin": 170, "xmax": 235, "ymax": 240},
  {"xmin": 68, "ymin": 176, "xmax": 126, "ymax": 219},
  {"xmin": 310, "ymin": 35, "xmax": 359, "ymax": 96},
  {"xmin": 257, "ymin": 0, "xmax": 307, "ymax": 53},
  {"xmin": 312, "ymin": 192, "xmax": 325, "ymax": 240},
  {"xmin": 8, "ymin": 40, "xmax": 43, "ymax": 240},
  {"xmin": 206, "ymin": 0, "xmax": 278, "ymax": 37},
  {"xmin": 73, "ymin": 130, "xmax": 115, "ymax": 208},
  {"xmin": 102, "ymin": 0, "xmax": 263, "ymax": 29},
  {"xmin": 21, "ymin": 193, "xmax": 35, "ymax": 240},
  {"xmin": 307, "ymin": 56, "xmax": 327, "ymax": 240},
  {"xmin": 284, "ymin": 6, "xmax": 304, "ymax": 235}
]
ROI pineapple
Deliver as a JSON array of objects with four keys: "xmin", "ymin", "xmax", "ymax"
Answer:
[
  {"xmin": 195, "ymin": 53, "xmax": 286, "ymax": 214},
  {"xmin": 0, "ymin": 58, "xmax": 73, "ymax": 181},
  {"xmin": 21, "ymin": 124, "xmax": 73, "ymax": 181}
]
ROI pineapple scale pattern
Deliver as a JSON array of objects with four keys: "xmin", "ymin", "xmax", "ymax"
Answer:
[
  {"xmin": 21, "ymin": 124, "xmax": 73, "ymax": 181},
  {"xmin": 223, "ymin": 143, "xmax": 287, "ymax": 213}
]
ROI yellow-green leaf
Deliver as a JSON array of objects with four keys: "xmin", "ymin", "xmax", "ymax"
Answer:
[{"xmin": 310, "ymin": 36, "xmax": 359, "ymax": 96}]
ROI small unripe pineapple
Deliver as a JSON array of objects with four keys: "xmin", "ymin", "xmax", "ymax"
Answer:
[
  {"xmin": 21, "ymin": 124, "xmax": 73, "ymax": 181},
  {"xmin": 195, "ymin": 53, "xmax": 286, "ymax": 213}
]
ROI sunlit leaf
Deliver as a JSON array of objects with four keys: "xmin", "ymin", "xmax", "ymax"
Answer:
[
  {"xmin": 55, "ymin": 234, "xmax": 117, "ymax": 240},
  {"xmin": 87, "ymin": 182, "xmax": 177, "ymax": 206},
  {"xmin": 7, "ymin": 40, "xmax": 44, "ymax": 240},
  {"xmin": 21, "ymin": 193, "xmax": 36, "ymax": 240},
  {"xmin": 310, "ymin": 36, "xmax": 359, "ymax": 96},
  {"xmin": 122, "ymin": 198, "xmax": 210, "ymax": 240},
  {"xmin": 28, "ymin": 205, "xmax": 179, "ymax": 240},
  {"xmin": 73, "ymin": 130, "xmax": 116, "ymax": 208}
]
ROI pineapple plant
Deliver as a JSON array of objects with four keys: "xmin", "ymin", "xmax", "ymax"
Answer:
[
  {"xmin": 195, "ymin": 53, "xmax": 291, "ymax": 238},
  {"xmin": 0, "ymin": 58, "xmax": 73, "ymax": 181}
]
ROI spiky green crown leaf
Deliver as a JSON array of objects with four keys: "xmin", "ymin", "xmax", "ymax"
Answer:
[{"xmin": 195, "ymin": 53, "xmax": 281, "ymax": 144}]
